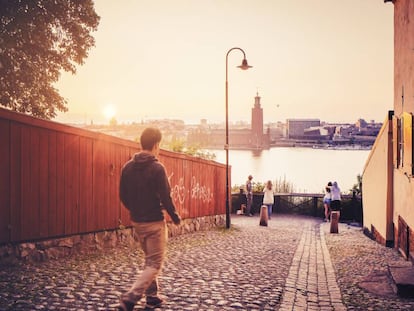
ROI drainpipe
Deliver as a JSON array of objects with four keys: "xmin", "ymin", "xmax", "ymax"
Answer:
[{"xmin": 386, "ymin": 110, "xmax": 395, "ymax": 247}]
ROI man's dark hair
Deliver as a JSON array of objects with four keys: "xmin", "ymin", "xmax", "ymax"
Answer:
[{"xmin": 140, "ymin": 127, "xmax": 162, "ymax": 151}]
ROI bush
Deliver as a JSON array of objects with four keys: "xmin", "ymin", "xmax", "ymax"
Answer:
[{"xmin": 232, "ymin": 175, "xmax": 295, "ymax": 193}]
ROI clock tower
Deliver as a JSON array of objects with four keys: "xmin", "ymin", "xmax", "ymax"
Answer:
[{"xmin": 251, "ymin": 92, "xmax": 264, "ymax": 148}]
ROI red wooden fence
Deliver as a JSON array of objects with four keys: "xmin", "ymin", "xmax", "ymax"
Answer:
[{"xmin": 0, "ymin": 108, "xmax": 227, "ymax": 244}]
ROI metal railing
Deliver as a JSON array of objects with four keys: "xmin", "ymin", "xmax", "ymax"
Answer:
[{"xmin": 231, "ymin": 191, "xmax": 362, "ymax": 224}]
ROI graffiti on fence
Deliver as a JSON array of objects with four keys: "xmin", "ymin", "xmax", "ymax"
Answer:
[
  {"xmin": 168, "ymin": 173, "xmax": 214, "ymax": 206},
  {"xmin": 169, "ymin": 174, "xmax": 187, "ymax": 206},
  {"xmin": 190, "ymin": 176, "xmax": 213, "ymax": 203}
]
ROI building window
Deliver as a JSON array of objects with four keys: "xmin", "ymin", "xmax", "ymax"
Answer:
[
  {"xmin": 393, "ymin": 116, "xmax": 402, "ymax": 169},
  {"xmin": 399, "ymin": 117, "xmax": 404, "ymax": 169},
  {"xmin": 402, "ymin": 112, "xmax": 413, "ymax": 176},
  {"xmin": 393, "ymin": 113, "xmax": 414, "ymax": 176}
]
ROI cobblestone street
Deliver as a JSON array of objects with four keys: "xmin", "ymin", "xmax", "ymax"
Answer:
[{"xmin": 0, "ymin": 215, "xmax": 413, "ymax": 310}]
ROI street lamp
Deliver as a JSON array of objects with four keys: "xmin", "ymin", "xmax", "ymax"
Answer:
[{"xmin": 225, "ymin": 47, "xmax": 252, "ymax": 229}]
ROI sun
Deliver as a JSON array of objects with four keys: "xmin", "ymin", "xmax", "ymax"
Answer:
[{"xmin": 103, "ymin": 104, "xmax": 116, "ymax": 120}]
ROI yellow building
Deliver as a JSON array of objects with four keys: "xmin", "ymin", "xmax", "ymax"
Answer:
[{"xmin": 363, "ymin": 0, "xmax": 414, "ymax": 261}]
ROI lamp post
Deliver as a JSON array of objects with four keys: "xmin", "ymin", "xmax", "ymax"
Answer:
[{"xmin": 225, "ymin": 47, "xmax": 252, "ymax": 229}]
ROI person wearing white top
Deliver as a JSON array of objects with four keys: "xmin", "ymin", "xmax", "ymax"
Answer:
[
  {"xmin": 263, "ymin": 180, "xmax": 275, "ymax": 219},
  {"xmin": 330, "ymin": 181, "xmax": 341, "ymax": 212},
  {"xmin": 323, "ymin": 183, "xmax": 332, "ymax": 222}
]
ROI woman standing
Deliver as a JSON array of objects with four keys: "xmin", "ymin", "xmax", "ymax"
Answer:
[
  {"xmin": 263, "ymin": 180, "xmax": 275, "ymax": 219},
  {"xmin": 323, "ymin": 182, "xmax": 332, "ymax": 222},
  {"xmin": 330, "ymin": 181, "xmax": 342, "ymax": 216}
]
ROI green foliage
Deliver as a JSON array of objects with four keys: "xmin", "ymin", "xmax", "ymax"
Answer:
[
  {"xmin": 232, "ymin": 175, "xmax": 295, "ymax": 193},
  {"xmin": 0, "ymin": 0, "xmax": 100, "ymax": 119},
  {"xmin": 168, "ymin": 138, "xmax": 185, "ymax": 153},
  {"xmin": 273, "ymin": 176, "xmax": 295, "ymax": 193},
  {"xmin": 350, "ymin": 174, "xmax": 362, "ymax": 195},
  {"xmin": 109, "ymin": 117, "xmax": 118, "ymax": 127},
  {"xmin": 253, "ymin": 182, "xmax": 265, "ymax": 192},
  {"xmin": 166, "ymin": 139, "xmax": 216, "ymax": 160},
  {"xmin": 192, "ymin": 149, "xmax": 216, "ymax": 160}
]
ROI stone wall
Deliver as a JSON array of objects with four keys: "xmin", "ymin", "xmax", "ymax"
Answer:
[{"xmin": 0, "ymin": 215, "xmax": 225, "ymax": 262}]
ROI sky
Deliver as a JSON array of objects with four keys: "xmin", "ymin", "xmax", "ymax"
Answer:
[{"xmin": 54, "ymin": 0, "xmax": 394, "ymax": 125}]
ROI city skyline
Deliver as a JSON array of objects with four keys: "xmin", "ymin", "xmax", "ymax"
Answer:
[
  {"xmin": 65, "ymin": 113, "xmax": 382, "ymax": 127},
  {"xmin": 54, "ymin": 0, "xmax": 393, "ymax": 125}
]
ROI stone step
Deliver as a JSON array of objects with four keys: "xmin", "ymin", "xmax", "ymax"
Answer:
[{"xmin": 388, "ymin": 265, "xmax": 414, "ymax": 298}]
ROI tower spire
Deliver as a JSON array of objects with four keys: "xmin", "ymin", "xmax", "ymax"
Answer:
[{"xmin": 254, "ymin": 90, "xmax": 261, "ymax": 108}]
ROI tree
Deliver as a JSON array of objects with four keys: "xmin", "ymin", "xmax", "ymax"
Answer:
[
  {"xmin": 350, "ymin": 174, "xmax": 362, "ymax": 195},
  {"xmin": 0, "ymin": 0, "xmax": 100, "ymax": 119},
  {"xmin": 109, "ymin": 117, "xmax": 117, "ymax": 127},
  {"xmin": 166, "ymin": 138, "xmax": 216, "ymax": 160}
]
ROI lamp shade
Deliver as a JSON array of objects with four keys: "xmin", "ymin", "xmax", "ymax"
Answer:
[{"xmin": 237, "ymin": 59, "xmax": 252, "ymax": 70}]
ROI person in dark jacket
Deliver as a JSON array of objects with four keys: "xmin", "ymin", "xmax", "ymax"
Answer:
[
  {"xmin": 117, "ymin": 127, "xmax": 181, "ymax": 311},
  {"xmin": 245, "ymin": 175, "xmax": 253, "ymax": 216}
]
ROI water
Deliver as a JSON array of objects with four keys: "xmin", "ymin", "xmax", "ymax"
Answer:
[{"xmin": 210, "ymin": 147, "xmax": 370, "ymax": 193}]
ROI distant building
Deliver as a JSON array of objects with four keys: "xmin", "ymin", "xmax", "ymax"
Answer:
[
  {"xmin": 303, "ymin": 127, "xmax": 330, "ymax": 141},
  {"xmin": 286, "ymin": 119, "xmax": 320, "ymax": 139},
  {"xmin": 187, "ymin": 92, "xmax": 270, "ymax": 149},
  {"xmin": 267, "ymin": 123, "xmax": 284, "ymax": 142},
  {"xmin": 251, "ymin": 92, "xmax": 264, "ymax": 148},
  {"xmin": 356, "ymin": 118, "xmax": 368, "ymax": 128}
]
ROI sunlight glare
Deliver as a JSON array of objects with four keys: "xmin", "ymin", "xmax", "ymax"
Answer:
[{"xmin": 103, "ymin": 104, "xmax": 116, "ymax": 120}]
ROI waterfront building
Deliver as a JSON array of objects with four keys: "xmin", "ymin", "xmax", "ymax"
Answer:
[
  {"xmin": 286, "ymin": 118, "xmax": 320, "ymax": 139},
  {"xmin": 303, "ymin": 127, "xmax": 330, "ymax": 141},
  {"xmin": 187, "ymin": 92, "xmax": 270, "ymax": 149}
]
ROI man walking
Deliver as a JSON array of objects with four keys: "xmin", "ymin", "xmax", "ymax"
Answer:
[{"xmin": 118, "ymin": 127, "xmax": 181, "ymax": 311}]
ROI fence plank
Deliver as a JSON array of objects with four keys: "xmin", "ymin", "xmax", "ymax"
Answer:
[
  {"xmin": 190, "ymin": 161, "xmax": 199, "ymax": 218},
  {"xmin": 39, "ymin": 128, "xmax": 49, "ymax": 238},
  {"xmin": 79, "ymin": 136, "xmax": 93, "ymax": 232},
  {"xmin": 205, "ymin": 163, "xmax": 216, "ymax": 216},
  {"xmin": 20, "ymin": 125, "xmax": 38, "ymax": 240},
  {"xmin": 215, "ymin": 165, "xmax": 226, "ymax": 216},
  {"xmin": 56, "ymin": 132, "xmax": 66, "ymax": 236},
  {"xmin": 163, "ymin": 155, "xmax": 186, "ymax": 219},
  {"xmin": 113, "ymin": 144, "xmax": 124, "ymax": 228},
  {"xmin": 104, "ymin": 142, "xmax": 118, "ymax": 229},
  {"xmin": 0, "ymin": 119, "xmax": 10, "ymax": 243},
  {"xmin": 10, "ymin": 124, "xmax": 21, "ymax": 242},
  {"xmin": 30, "ymin": 128, "xmax": 41, "ymax": 238},
  {"xmin": 64, "ymin": 134, "xmax": 80, "ymax": 235},
  {"xmin": 48, "ymin": 131, "xmax": 60, "ymax": 237},
  {"xmin": 93, "ymin": 139, "xmax": 105, "ymax": 231},
  {"xmin": 108, "ymin": 144, "xmax": 120, "ymax": 229},
  {"xmin": 119, "ymin": 147, "xmax": 135, "ymax": 227}
]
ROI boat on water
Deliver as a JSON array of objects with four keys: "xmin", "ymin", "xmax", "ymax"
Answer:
[{"xmin": 312, "ymin": 144, "xmax": 371, "ymax": 150}]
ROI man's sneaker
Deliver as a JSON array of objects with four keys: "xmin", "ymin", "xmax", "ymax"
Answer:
[
  {"xmin": 145, "ymin": 296, "xmax": 164, "ymax": 308},
  {"xmin": 117, "ymin": 300, "xmax": 135, "ymax": 311}
]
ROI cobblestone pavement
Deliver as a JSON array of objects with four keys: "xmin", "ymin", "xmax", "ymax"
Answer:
[
  {"xmin": 279, "ymin": 221, "xmax": 345, "ymax": 311},
  {"xmin": 0, "ymin": 214, "xmax": 413, "ymax": 310},
  {"xmin": 323, "ymin": 221, "xmax": 414, "ymax": 311}
]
